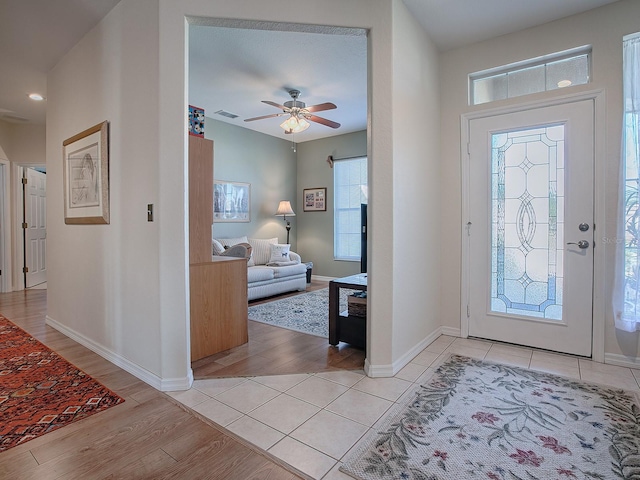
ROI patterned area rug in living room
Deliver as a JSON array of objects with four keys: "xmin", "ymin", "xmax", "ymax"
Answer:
[
  {"xmin": 342, "ymin": 354, "xmax": 640, "ymax": 480},
  {"xmin": 248, "ymin": 287, "xmax": 354, "ymax": 337},
  {"xmin": 0, "ymin": 315, "xmax": 124, "ymax": 452}
]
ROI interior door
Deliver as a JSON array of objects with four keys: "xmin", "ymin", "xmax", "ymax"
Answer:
[
  {"xmin": 25, "ymin": 168, "xmax": 46, "ymax": 287},
  {"xmin": 467, "ymin": 100, "xmax": 594, "ymax": 356}
]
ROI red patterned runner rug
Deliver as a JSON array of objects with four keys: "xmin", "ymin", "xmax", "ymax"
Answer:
[{"xmin": 0, "ymin": 315, "xmax": 124, "ymax": 452}]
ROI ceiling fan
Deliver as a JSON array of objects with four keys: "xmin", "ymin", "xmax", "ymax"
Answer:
[{"xmin": 244, "ymin": 89, "xmax": 340, "ymax": 134}]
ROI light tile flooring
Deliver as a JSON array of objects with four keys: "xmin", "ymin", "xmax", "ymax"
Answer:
[{"xmin": 168, "ymin": 336, "xmax": 640, "ymax": 479}]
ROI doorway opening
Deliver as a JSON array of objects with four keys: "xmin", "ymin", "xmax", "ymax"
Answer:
[{"xmin": 186, "ymin": 18, "xmax": 369, "ymax": 378}]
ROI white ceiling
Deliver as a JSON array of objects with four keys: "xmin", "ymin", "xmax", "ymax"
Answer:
[{"xmin": 0, "ymin": 0, "xmax": 621, "ymax": 141}]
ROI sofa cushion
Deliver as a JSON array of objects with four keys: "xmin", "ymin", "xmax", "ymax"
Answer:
[
  {"xmin": 216, "ymin": 236, "xmax": 253, "ymax": 265},
  {"xmin": 248, "ymin": 237, "xmax": 278, "ymax": 265},
  {"xmin": 247, "ymin": 266, "xmax": 275, "ymax": 283},
  {"xmin": 271, "ymin": 263, "xmax": 308, "ymax": 278},
  {"xmin": 269, "ymin": 244, "xmax": 291, "ymax": 263}
]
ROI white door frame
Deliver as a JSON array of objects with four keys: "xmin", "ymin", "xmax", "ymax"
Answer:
[
  {"xmin": 461, "ymin": 89, "xmax": 606, "ymax": 363},
  {"xmin": 0, "ymin": 159, "xmax": 11, "ymax": 292}
]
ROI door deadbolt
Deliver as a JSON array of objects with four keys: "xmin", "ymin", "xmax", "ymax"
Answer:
[{"xmin": 578, "ymin": 223, "xmax": 590, "ymax": 232}]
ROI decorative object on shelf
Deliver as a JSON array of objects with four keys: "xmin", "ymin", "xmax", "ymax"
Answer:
[
  {"xmin": 188, "ymin": 105, "xmax": 205, "ymax": 137},
  {"xmin": 213, "ymin": 180, "xmax": 250, "ymax": 222},
  {"xmin": 275, "ymin": 200, "xmax": 296, "ymax": 243},
  {"xmin": 303, "ymin": 187, "xmax": 326, "ymax": 212},
  {"xmin": 348, "ymin": 290, "xmax": 367, "ymax": 317},
  {"xmin": 63, "ymin": 120, "xmax": 110, "ymax": 224}
]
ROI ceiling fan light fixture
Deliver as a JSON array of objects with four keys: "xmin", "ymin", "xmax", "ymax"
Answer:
[{"xmin": 295, "ymin": 118, "xmax": 310, "ymax": 132}]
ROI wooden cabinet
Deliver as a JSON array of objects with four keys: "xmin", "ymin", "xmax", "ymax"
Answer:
[
  {"xmin": 189, "ymin": 136, "xmax": 248, "ymax": 362},
  {"xmin": 190, "ymin": 257, "xmax": 248, "ymax": 361}
]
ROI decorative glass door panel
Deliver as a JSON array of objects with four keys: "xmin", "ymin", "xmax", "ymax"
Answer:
[
  {"xmin": 491, "ymin": 125, "xmax": 564, "ymax": 320},
  {"xmin": 468, "ymin": 100, "xmax": 594, "ymax": 357}
]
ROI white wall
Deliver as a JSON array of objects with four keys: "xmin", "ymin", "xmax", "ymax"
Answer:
[
  {"xmin": 388, "ymin": 0, "xmax": 442, "ymax": 371},
  {"xmin": 205, "ymin": 118, "xmax": 298, "ymax": 244},
  {"xmin": 47, "ymin": 1, "xmax": 167, "ymax": 387},
  {"xmin": 440, "ymin": 0, "xmax": 640, "ymax": 362}
]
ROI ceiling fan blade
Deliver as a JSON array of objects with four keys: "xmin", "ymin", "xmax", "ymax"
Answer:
[
  {"xmin": 304, "ymin": 102, "xmax": 337, "ymax": 113},
  {"xmin": 262, "ymin": 100, "xmax": 289, "ymax": 110},
  {"xmin": 307, "ymin": 114, "xmax": 341, "ymax": 129},
  {"xmin": 244, "ymin": 113, "xmax": 285, "ymax": 122}
]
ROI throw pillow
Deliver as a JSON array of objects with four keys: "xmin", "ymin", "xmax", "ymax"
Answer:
[
  {"xmin": 269, "ymin": 244, "xmax": 291, "ymax": 263},
  {"xmin": 248, "ymin": 237, "xmax": 278, "ymax": 265},
  {"xmin": 212, "ymin": 239, "xmax": 225, "ymax": 256}
]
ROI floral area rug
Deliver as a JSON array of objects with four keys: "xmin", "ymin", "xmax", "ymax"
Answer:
[
  {"xmin": 0, "ymin": 315, "xmax": 124, "ymax": 452},
  {"xmin": 248, "ymin": 287, "xmax": 353, "ymax": 337},
  {"xmin": 341, "ymin": 354, "xmax": 640, "ymax": 480}
]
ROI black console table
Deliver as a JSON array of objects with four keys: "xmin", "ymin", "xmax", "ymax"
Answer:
[{"xmin": 329, "ymin": 273, "xmax": 367, "ymax": 349}]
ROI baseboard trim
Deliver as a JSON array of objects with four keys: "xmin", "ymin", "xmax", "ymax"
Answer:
[
  {"xmin": 45, "ymin": 315, "xmax": 193, "ymax": 391},
  {"xmin": 311, "ymin": 275, "xmax": 335, "ymax": 282},
  {"xmin": 604, "ymin": 352, "xmax": 640, "ymax": 369},
  {"xmin": 441, "ymin": 326, "xmax": 461, "ymax": 337},
  {"xmin": 364, "ymin": 327, "xmax": 456, "ymax": 377}
]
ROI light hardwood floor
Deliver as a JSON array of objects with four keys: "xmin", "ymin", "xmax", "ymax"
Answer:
[
  {"xmin": 0, "ymin": 290, "xmax": 303, "ymax": 480},
  {"xmin": 192, "ymin": 280, "xmax": 366, "ymax": 379}
]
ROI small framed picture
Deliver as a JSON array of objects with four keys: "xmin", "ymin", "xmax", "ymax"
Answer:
[
  {"xmin": 63, "ymin": 121, "xmax": 110, "ymax": 224},
  {"xmin": 214, "ymin": 180, "xmax": 250, "ymax": 222},
  {"xmin": 303, "ymin": 187, "xmax": 326, "ymax": 212}
]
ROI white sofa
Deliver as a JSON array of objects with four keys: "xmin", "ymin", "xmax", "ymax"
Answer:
[{"xmin": 213, "ymin": 236, "xmax": 307, "ymax": 301}]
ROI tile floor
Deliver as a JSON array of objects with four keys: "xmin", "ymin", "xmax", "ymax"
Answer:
[{"xmin": 167, "ymin": 336, "xmax": 640, "ymax": 479}]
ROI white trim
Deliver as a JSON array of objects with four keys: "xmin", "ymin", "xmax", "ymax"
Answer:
[
  {"xmin": 441, "ymin": 326, "xmax": 461, "ymax": 337},
  {"xmin": 311, "ymin": 275, "xmax": 336, "ymax": 282},
  {"xmin": 604, "ymin": 353, "xmax": 640, "ymax": 370},
  {"xmin": 12, "ymin": 165, "xmax": 23, "ymax": 291},
  {"xmin": 45, "ymin": 315, "xmax": 193, "ymax": 391},
  {"xmin": 364, "ymin": 327, "xmax": 458, "ymax": 377},
  {"xmin": 591, "ymin": 91, "xmax": 606, "ymax": 363},
  {"xmin": 460, "ymin": 89, "xmax": 606, "ymax": 361},
  {"xmin": 0, "ymin": 160, "xmax": 10, "ymax": 292}
]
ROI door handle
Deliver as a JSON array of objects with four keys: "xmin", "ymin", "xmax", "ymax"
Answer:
[{"xmin": 567, "ymin": 240, "xmax": 589, "ymax": 249}]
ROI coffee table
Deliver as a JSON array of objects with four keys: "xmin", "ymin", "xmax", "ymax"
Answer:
[{"xmin": 329, "ymin": 273, "xmax": 367, "ymax": 348}]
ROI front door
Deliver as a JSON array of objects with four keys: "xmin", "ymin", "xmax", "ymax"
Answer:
[{"xmin": 467, "ymin": 100, "xmax": 594, "ymax": 356}]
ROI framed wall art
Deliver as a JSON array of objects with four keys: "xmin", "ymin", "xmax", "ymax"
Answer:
[
  {"xmin": 214, "ymin": 180, "xmax": 250, "ymax": 222},
  {"xmin": 303, "ymin": 187, "xmax": 326, "ymax": 212},
  {"xmin": 63, "ymin": 121, "xmax": 109, "ymax": 224}
]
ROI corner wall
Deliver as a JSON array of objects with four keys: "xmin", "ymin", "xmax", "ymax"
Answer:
[
  {"xmin": 385, "ymin": 0, "xmax": 442, "ymax": 373},
  {"xmin": 46, "ymin": 1, "xmax": 169, "ymax": 387}
]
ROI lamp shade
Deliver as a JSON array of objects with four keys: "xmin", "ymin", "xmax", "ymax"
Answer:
[{"xmin": 275, "ymin": 200, "xmax": 295, "ymax": 217}]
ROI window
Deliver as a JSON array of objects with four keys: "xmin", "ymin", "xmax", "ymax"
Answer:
[
  {"xmin": 614, "ymin": 33, "xmax": 640, "ymax": 332},
  {"xmin": 469, "ymin": 47, "xmax": 591, "ymax": 105},
  {"xmin": 334, "ymin": 156, "xmax": 367, "ymax": 261}
]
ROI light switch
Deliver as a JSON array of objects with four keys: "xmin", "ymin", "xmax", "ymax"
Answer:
[{"xmin": 147, "ymin": 204, "xmax": 154, "ymax": 222}]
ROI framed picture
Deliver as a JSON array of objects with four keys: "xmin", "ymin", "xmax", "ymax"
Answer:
[
  {"xmin": 303, "ymin": 187, "xmax": 327, "ymax": 212},
  {"xmin": 214, "ymin": 180, "xmax": 250, "ymax": 222},
  {"xmin": 63, "ymin": 121, "xmax": 109, "ymax": 224}
]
